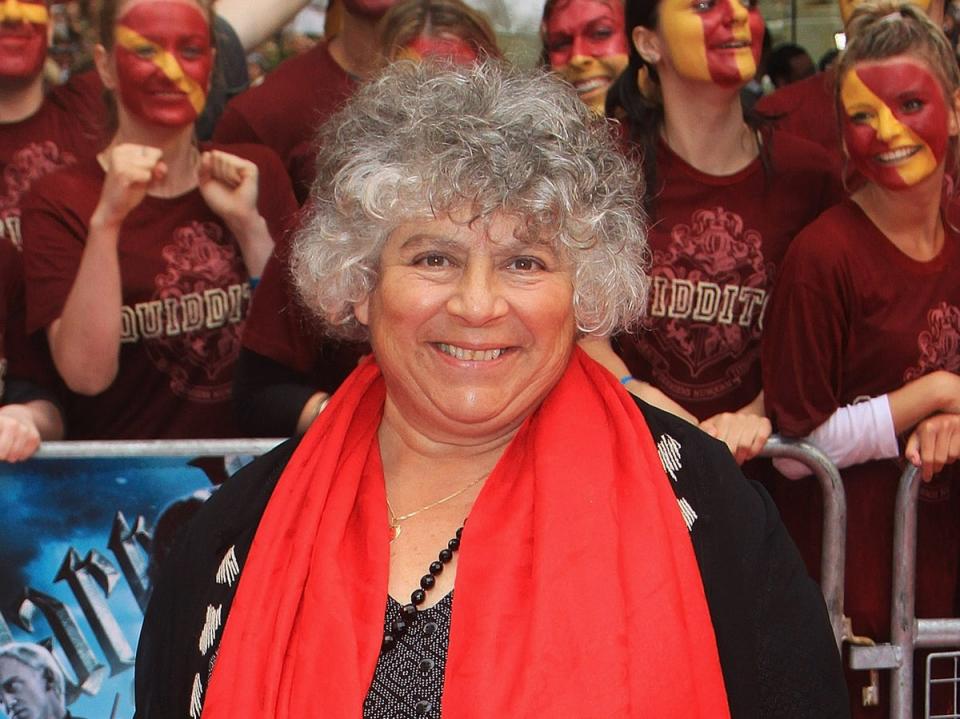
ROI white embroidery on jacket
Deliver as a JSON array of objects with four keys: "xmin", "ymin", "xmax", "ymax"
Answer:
[
  {"xmin": 199, "ymin": 604, "xmax": 222, "ymax": 656},
  {"xmin": 189, "ymin": 673, "xmax": 203, "ymax": 718},
  {"xmin": 657, "ymin": 434, "xmax": 682, "ymax": 481},
  {"xmin": 215, "ymin": 546, "xmax": 239, "ymax": 586},
  {"xmin": 678, "ymin": 497, "xmax": 698, "ymax": 531}
]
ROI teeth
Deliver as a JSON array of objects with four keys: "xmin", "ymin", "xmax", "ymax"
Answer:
[
  {"xmin": 877, "ymin": 146, "xmax": 920, "ymax": 163},
  {"xmin": 437, "ymin": 343, "xmax": 504, "ymax": 361},
  {"xmin": 574, "ymin": 77, "xmax": 608, "ymax": 93},
  {"xmin": 717, "ymin": 41, "xmax": 748, "ymax": 49}
]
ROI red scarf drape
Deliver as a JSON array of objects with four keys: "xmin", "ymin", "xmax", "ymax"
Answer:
[{"xmin": 202, "ymin": 348, "xmax": 729, "ymax": 717}]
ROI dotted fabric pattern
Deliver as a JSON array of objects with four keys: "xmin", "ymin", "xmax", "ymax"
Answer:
[{"xmin": 363, "ymin": 593, "xmax": 454, "ymax": 718}]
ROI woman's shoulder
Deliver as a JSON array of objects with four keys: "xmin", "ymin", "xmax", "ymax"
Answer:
[{"xmin": 28, "ymin": 156, "xmax": 103, "ymax": 202}]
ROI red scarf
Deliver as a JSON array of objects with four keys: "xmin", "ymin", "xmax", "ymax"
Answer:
[{"xmin": 203, "ymin": 348, "xmax": 729, "ymax": 717}]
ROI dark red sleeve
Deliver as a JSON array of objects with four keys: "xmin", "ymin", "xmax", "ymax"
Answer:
[
  {"xmin": 212, "ymin": 103, "xmax": 262, "ymax": 146},
  {"xmin": 20, "ymin": 173, "xmax": 95, "ymax": 333},
  {"xmin": 762, "ymin": 214, "xmax": 851, "ymax": 437}
]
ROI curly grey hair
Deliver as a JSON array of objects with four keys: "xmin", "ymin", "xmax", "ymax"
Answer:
[{"xmin": 292, "ymin": 60, "xmax": 650, "ymax": 340}]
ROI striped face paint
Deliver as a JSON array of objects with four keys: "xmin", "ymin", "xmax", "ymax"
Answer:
[
  {"xmin": 658, "ymin": 0, "xmax": 764, "ymax": 87},
  {"xmin": 0, "ymin": 0, "xmax": 49, "ymax": 80},
  {"xmin": 114, "ymin": 1, "xmax": 212, "ymax": 127},
  {"xmin": 543, "ymin": 0, "xmax": 629, "ymax": 114},
  {"xmin": 841, "ymin": 58, "xmax": 950, "ymax": 189},
  {"xmin": 395, "ymin": 35, "xmax": 479, "ymax": 64}
]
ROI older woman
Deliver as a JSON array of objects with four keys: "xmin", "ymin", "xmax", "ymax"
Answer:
[{"xmin": 134, "ymin": 62, "xmax": 846, "ymax": 719}]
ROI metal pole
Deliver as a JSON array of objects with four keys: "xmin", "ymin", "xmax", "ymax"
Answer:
[
  {"xmin": 33, "ymin": 438, "xmax": 285, "ymax": 459},
  {"xmin": 890, "ymin": 465, "xmax": 921, "ymax": 719},
  {"xmin": 762, "ymin": 436, "xmax": 847, "ymax": 649}
]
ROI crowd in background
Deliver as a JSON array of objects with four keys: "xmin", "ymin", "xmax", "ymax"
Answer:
[{"xmin": 0, "ymin": 0, "xmax": 958, "ymax": 715}]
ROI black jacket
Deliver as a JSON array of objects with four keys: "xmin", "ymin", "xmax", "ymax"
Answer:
[{"xmin": 135, "ymin": 399, "xmax": 849, "ymax": 718}]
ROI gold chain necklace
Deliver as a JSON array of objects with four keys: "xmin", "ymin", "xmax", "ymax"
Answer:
[{"xmin": 386, "ymin": 474, "xmax": 486, "ymax": 542}]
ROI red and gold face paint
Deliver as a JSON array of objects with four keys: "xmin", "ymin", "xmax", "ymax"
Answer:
[
  {"xmin": 543, "ymin": 0, "xmax": 629, "ymax": 114},
  {"xmin": 841, "ymin": 57, "xmax": 951, "ymax": 189},
  {"xmin": 114, "ymin": 0, "xmax": 212, "ymax": 127},
  {"xmin": 0, "ymin": 0, "xmax": 48, "ymax": 81},
  {"xmin": 395, "ymin": 34, "xmax": 479, "ymax": 65},
  {"xmin": 658, "ymin": 0, "xmax": 764, "ymax": 87}
]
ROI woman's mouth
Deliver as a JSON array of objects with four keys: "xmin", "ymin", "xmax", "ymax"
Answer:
[
  {"xmin": 436, "ymin": 343, "xmax": 506, "ymax": 361},
  {"xmin": 573, "ymin": 76, "xmax": 610, "ymax": 95},
  {"xmin": 875, "ymin": 146, "xmax": 921, "ymax": 164}
]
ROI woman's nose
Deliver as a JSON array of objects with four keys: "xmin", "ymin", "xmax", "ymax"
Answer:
[
  {"xmin": 446, "ymin": 265, "xmax": 509, "ymax": 324},
  {"xmin": 875, "ymin": 104, "xmax": 904, "ymax": 142}
]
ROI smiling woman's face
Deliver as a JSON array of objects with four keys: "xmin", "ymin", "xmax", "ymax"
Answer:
[
  {"xmin": 354, "ymin": 211, "xmax": 577, "ymax": 442},
  {"xmin": 653, "ymin": 0, "xmax": 764, "ymax": 87},
  {"xmin": 840, "ymin": 55, "xmax": 955, "ymax": 189},
  {"xmin": 112, "ymin": 0, "xmax": 213, "ymax": 126},
  {"xmin": 543, "ymin": 0, "xmax": 629, "ymax": 114}
]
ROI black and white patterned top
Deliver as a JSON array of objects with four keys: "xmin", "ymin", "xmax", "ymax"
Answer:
[{"xmin": 363, "ymin": 594, "xmax": 454, "ymax": 718}]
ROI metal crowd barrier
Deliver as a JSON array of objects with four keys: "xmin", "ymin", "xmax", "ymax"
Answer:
[
  {"xmin": 761, "ymin": 436, "xmax": 848, "ymax": 650},
  {"xmin": 34, "ymin": 438, "xmax": 285, "ymax": 459}
]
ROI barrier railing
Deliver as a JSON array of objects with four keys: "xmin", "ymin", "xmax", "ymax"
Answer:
[
  {"xmin": 34, "ymin": 438, "xmax": 285, "ymax": 459},
  {"xmin": 761, "ymin": 436, "xmax": 848, "ymax": 650}
]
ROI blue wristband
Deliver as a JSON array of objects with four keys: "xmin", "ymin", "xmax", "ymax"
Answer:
[{"xmin": 619, "ymin": 374, "xmax": 635, "ymax": 385}]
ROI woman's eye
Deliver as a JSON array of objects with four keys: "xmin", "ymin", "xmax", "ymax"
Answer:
[
  {"xmin": 180, "ymin": 45, "xmax": 205, "ymax": 60},
  {"xmin": 848, "ymin": 110, "xmax": 873, "ymax": 124},
  {"xmin": 545, "ymin": 36, "xmax": 571, "ymax": 52},
  {"xmin": 589, "ymin": 26, "xmax": 614, "ymax": 40},
  {"xmin": 414, "ymin": 253, "xmax": 452, "ymax": 268},
  {"xmin": 693, "ymin": 0, "xmax": 715, "ymax": 12},
  {"xmin": 507, "ymin": 256, "xmax": 544, "ymax": 272},
  {"xmin": 134, "ymin": 45, "xmax": 156, "ymax": 59},
  {"xmin": 902, "ymin": 98, "xmax": 925, "ymax": 113}
]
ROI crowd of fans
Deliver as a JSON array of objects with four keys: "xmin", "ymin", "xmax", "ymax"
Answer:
[{"xmin": 0, "ymin": 0, "xmax": 958, "ymax": 714}]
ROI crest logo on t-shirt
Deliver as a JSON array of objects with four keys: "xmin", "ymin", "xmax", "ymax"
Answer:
[
  {"xmin": 642, "ymin": 206, "xmax": 773, "ymax": 398},
  {"xmin": 119, "ymin": 221, "xmax": 250, "ymax": 402},
  {"xmin": 0, "ymin": 141, "xmax": 77, "ymax": 249},
  {"xmin": 904, "ymin": 301, "xmax": 960, "ymax": 381}
]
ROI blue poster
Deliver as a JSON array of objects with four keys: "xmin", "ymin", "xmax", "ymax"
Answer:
[{"xmin": 0, "ymin": 455, "xmax": 235, "ymax": 719}]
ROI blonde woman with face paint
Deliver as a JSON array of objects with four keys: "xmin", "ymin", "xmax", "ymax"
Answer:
[
  {"xmin": 763, "ymin": 3, "xmax": 960, "ymax": 714},
  {"xmin": 19, "ymin": 0, "xmax": 298, "ymax": 440},
  {"xmin": 580, "ymin": 0, "xmax": 840, "ymax": 468}
]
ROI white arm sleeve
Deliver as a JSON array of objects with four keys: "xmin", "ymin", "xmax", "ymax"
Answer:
[{"xmin": 774, "ymin": 395, "xmax": 899, "ymax": 479}]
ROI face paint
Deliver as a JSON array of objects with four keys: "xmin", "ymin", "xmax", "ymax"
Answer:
[
  {"xmin": 395, "ymin": 34, "xmax": 479, "ymax": 65},
  {"xmin": 114, "ymin": 0, "xmax": 213, "ymax": 127},
  {"xmin": 543, "ymin": 0, "xmax": 629, "ymax": 114},
  {"xmin": 838, "ymin": 0, "xmax": 930, "ymax": 25},
  {"xmin": 0, "ymin": 0, "xmax": 49, "ymax": 81},
  {"xmin": 658, "ymin": 0, "xmax": 764, "ymax": 87},
  {"xmin": 841, "ymin": 58, "xmax": 950, "ymax": 189}
]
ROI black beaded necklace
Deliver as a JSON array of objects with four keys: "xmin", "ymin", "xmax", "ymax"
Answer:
[{"xmin": 381, "ymin": 525, "xmax": 463, "ymax": 653}]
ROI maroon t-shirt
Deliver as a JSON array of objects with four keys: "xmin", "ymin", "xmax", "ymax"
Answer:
[
  {"xmin": 762, "ymin": 200, "xmax": 960, "ymax": 683},
  {"xmin": 0, "ymin": 76, "xmax": 104, "ymax": 251},
  {"xmin": 0, "ymin": 236, "xmax": 18, "ymax": 398},
  {"xmin": 21, "ymin": 143, "xmax": 299, "ymax": 439},
  {"xmin": 615, "ymin": 131, "xmax": 839, "ymax": 421},
  {"xmin": 213, "ymin": 41, "xmax": 355, "ymax": 199},
  {"xmin": 242, "ymin": 227, "xmax": 367, "ymax": 388},
  {"xmin": 755, "ymin": 69, "xmax": 843, "ymax": 173}
]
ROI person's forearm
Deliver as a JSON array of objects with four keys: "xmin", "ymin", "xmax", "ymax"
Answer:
[
  {"xmin": 48, "ymin": 218, "xmax": 123, "ymax": 395},
  {"xmin": 577, "ymin": 336, "xmax": 698, "ymax": 424},
  {"xmin": 9, "ymin": 399, "xmax": 64, "ymax": 440},
  {"xmin": 215, "ymin": 0, "xmax": 313, "ymax": 51},
  {"xmin": 888, "ymin": 370, "xmax": 960, "ymax": 433},
  {"xmin": 227, "ymin": 213, "xmax": 273, "ymax": 278}
]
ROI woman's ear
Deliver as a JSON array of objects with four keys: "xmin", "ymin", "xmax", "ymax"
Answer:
[
  {"xmin": 354, "ymin": 296, "xmax": 370, "ymax": 327},
  {"xmin": 949, "ymin": 88, "xmax": 960, "ymax": 136},
  {"xmin": 93, "ymin": 43, "xmax": 116, "ymax": 90},
  {"xmin": 631, "ymin": 25, "xmax": 661, "ymax": 65}
]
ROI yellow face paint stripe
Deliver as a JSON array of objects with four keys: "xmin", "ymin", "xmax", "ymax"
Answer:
[
  {"xmin": 730, "ymin": 2, "xmax": 755, "ymax": 80},
  {"xmin": 659, "ymin": 0, "xmax": 709, "ymax": 83},
  {"xmin": 841, "ymin": 68, "xmax": 936, "ymax": 186},
  {"xmin": 0, "ymin": 2, "xmax": 49, "ymax": 24},
  {"xmin": 115, "ymin": 25, "xmax": 206, "ymax": 114}
]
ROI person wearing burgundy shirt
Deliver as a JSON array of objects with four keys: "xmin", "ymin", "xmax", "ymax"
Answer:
[
  {"xmin": 763, "ymin": 5, "xmax": 960, "ymax": 714},
  {"xmin": 581, "ymin": 0, "xmax": 839, "ymax": 466}
]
